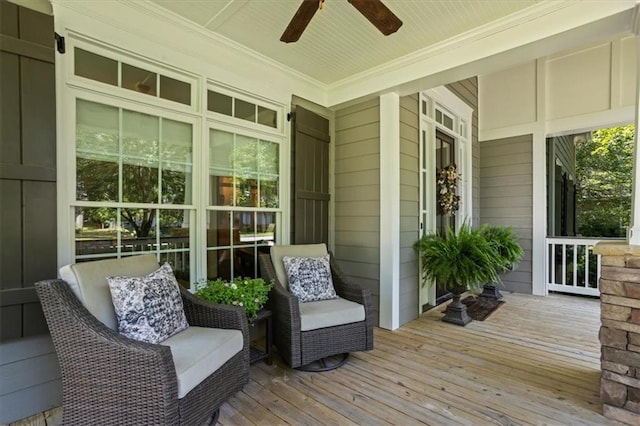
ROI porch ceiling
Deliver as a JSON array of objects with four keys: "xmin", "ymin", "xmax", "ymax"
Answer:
[
  {"xmin": 144, "ymin": 0, "xmax": 635, "ymax": 90},
  {"xmin": 148, "ymin": 0, "xmax": 536, "ymax": 84}
]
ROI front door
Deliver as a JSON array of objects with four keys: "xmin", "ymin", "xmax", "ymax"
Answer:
[{"xmin": 435, "ymin": 130, "xmax": 455, "ymax": 304}]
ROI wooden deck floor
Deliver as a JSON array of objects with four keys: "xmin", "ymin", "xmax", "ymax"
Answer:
[{"xmin": 219, "ymin": 292, "xmax": 620, "ymax": 426}]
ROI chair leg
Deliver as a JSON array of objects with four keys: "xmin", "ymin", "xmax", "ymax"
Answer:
[
  {"xmin": 296, "ymin": 353, "xmax": 349, "ymax": 372},
  {"xmin": 207, "ymin": 408, "xmax": 220, "ymax": 425}
]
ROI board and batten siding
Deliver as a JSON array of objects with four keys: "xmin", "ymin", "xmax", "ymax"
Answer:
[
  {"xmin": 398, "ymin": 94, "xmax": 420, "ymax": 325},
  {"xmin": 334, "ymin": 98, "xmax": 381, "ymax": 323},
  {"xmin": 446, "ymin": 78, "xmax": 480, "ymax": 226},
  {"xmin": 480, "ymin": 135, "xmax": 533, "ymax": 293},
  {"xmin": 0, "ymin": 1, "xmax": 62, "ymax": 423}
]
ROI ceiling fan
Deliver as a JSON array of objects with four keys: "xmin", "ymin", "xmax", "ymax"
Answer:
[{"xmin": 280, "ymin": 0, "xmax": 403, "ymax": 43}]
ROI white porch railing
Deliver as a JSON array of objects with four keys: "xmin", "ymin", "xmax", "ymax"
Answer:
[{"xmin": 545, "ymin": 237, "xmax": 611, "ymax": 296}]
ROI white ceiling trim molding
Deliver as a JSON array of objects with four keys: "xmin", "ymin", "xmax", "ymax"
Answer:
[
  {"xmin": 51, "ymin": 0, "xmax": 327, "ymax": 106},
  {"xmin": 327, "ymin": 1, "xmax": 636, "ymax": 108}
]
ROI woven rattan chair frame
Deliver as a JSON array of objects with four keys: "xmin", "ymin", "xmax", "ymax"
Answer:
[
  {"xmin": 35, "ymin": 279, "xmax": 249, "ymax": 426},
  {"xmin": 258, "ymin": 251, "xmax": 374, "ymax": 369}
]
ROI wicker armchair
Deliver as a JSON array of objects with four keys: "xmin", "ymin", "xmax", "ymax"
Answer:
[
  {"xmin": 259, "ymin": 244, "xmax": 374, "ymax": 370},
  {"xmin": 35, "ymin": 254, "xmax": 249, "ymax": 425}
]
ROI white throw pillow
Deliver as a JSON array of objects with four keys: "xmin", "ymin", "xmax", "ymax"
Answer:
[
  {"xmin": 282, "ymin": 255, "xmax": 338, "ymax": 303},
  {"xmin": 107, "ymin": 263, "xmax": 189, "ymax": 344}
]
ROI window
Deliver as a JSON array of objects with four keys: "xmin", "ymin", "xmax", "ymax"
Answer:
[
  {"xmin": 207, "ymin": 89, "xmax": 279, "ymax": 129},
  {"xmin": 74, "ymin": 98, "xmax": 194, "ymax": 283},
  {"xmin": 66, "ymin": 42, "xmax": 285, "ymax": 287},
  {"xmin": 74, "ymin": 48, "xmax": 192, "ymax": 106}
]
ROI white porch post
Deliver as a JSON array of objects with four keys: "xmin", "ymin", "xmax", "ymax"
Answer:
[
  {"xmin": 379, "ymin": 92, "xmax": 400, "ymax": 330},
  {"xmin": 631, "ymin": 6, "xmax": 640, "ymax": 246}
]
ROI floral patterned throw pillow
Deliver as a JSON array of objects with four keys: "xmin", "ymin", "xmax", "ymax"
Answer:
[
  {"xmin": 107, "ymin": 263, "xmax": 189, "ymax": 344},
  {"xmin": 282, "ymin": 255, "xmax": 338, "ymax": 303}
]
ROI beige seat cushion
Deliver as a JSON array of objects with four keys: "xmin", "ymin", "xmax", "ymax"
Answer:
[
  {"xmin": 298, "ymin": 297, "xmax": 365, "ymax": 331},
  {"xmin": 59, "ymin": 254, "xmax": 160, "ymax": 330},
  {"xmin": 161, "ymin": 326, "xmax": 243, "ymax": 398},
  {"xmin": 270, "ymin": 244, "xmax": 327, "ymax": 290}
]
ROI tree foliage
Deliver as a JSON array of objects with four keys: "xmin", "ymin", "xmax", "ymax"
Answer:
[{"xmin": 575, "ymin": 126, "xmax": 633, "ymax": 237}]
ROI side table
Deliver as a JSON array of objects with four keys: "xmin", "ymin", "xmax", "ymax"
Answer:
[{"xmin": 249, "ymin": 309, "xmax": 272, "ymax": 365}]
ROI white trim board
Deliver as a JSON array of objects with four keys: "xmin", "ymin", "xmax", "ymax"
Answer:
[{"xmin": 379, "ymin": 92, "xmax": 401, "ymax": 330}]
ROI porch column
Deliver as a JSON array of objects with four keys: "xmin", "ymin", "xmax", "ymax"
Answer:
[
  {"xmin": 631, "ymin": 7, "xmax": 640, "ymax": 246},
  {"xmin": 593, "ymin": 242, "xmax": 640, "ymax": 425},
  {"xmin": 379, "ymin": 92, "xmax": 400, "ymax": 330}
]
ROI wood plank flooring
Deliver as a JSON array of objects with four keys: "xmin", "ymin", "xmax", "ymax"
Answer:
[{"xmin": 219, "ymin": 292, "xmax": 622, "ymax": 426}]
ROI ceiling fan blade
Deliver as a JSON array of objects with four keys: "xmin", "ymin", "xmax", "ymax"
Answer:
[
  {"xmin": 348, "ymin": 0, "xmax": 402, "ymax": 36},
  {"xmin": 280, "ymin": 0, "xmax": 320, "ymax": 43}
]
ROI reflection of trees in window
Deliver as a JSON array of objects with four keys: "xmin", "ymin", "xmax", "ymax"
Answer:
[
  {"xmin": 231, "ymin": 138, "xmax": 279, "ymax": 208},
  {"xmin": 76, "ymin": 104, "xmax": 192, "ymax": 238}
]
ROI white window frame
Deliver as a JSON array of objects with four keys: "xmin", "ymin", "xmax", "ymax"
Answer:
[{"xmin": 57, "ymin": 36, "xmax": 288, "ymax": 290}]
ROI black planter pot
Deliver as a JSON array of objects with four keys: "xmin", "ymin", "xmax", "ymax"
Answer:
[
  {"xmin": 441, "ymin": 292, "xmax": 472, "ymax": 326},
  {"xmin": 480, "ymin": 284, "xmax": 503, "ymax": 300}
]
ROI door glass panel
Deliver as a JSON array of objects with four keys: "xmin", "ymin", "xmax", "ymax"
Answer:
[{"xmin": 435, "ymin": 131, "xmax": 455, "ymax": 235}]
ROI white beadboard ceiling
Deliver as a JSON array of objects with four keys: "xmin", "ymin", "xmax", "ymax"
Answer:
[{"xmin": 147, "ymin": 0, "xmax": 541, "ymax": 85}]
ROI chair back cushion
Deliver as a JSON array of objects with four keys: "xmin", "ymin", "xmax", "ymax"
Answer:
[
  {"xmin": 59, "ymin": 254, "xmax": 160, "ymax": 330},
  {"xmin": 270, "ymin": 244, "xmax": 327, "ymax": 290}
]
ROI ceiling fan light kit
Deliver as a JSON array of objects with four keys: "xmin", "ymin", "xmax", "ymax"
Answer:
[{"xmin": 280, "ymin": 0, "xmax": 403, "ymax": 43}]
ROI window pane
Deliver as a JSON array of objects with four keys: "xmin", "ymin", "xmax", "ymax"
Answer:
[
  {"xmin": 260, "ymin": 175, "xmax": 279, "ymax": 208},
  {"xmin": 74, "ymin": 48, "xmax": 118, "ymax": 86},
  {"xmin": 235, "ymin": 135, "xmax": 257, "ymax": 173},
  {"xmin": 210, "ymin": 130, "xmax": 234, "ymax": 206},
  {"xmin": 234, "ymin": 99, "xmax": 255, "ymax": 122},
  {"xmin": 443, "ymin": 114, "xmax": 454, "ymax": 131},
  {"xmin": 210, "ymin": 130, "xmax": 233, "ymax": 170},
  {"xmin": 207, "ymin": 91, "xmax": 232, "ymax": 115},
  {"xmin": 161, "ymin": 251, "xmax": 190, "ymax": 287},
  {"xmin": 75, "ymin": 207, "xmax": 118, "ymax": 256},
  {"xmin": 234, "ymin": 135, "xmax": 258, "ymax": 207},
  {"xmin": 76, "ymin": 100, "xmax": 119, "ymax": 201},
  {"xmin": 159, "ymin": 209, "xmax": 190, "ymax": 286},
  {"xmin": 160, "ymin": 75, "xmax": 191, "ymax": 105},
  {"xmin": 122, "ymin": 110, "xmax": 159, "ymax": 203},
  {"xmin": 122, "ymin": 63, "xmax": 156, "ymax": 96},
  {"xmin": 161, "ymin": 119, "xmax": 192, "ymax": 204},
  {"xmin": 257, "ymin": 212, "xmax": 276, "ymax": 244},
  {"xmin": 234, "ymin": 211, "xmax": 253, "ymax": 246},
  {"xmin": 121, "ymin": 208, "xmax": 156, "ymax": 243},
  {"xmin": 258, "ymin": 140, "xmax": 279, "ymax": 175},
  {"xmin": 257, "ymin": 106, "xmax": 277, "ymax": 128},
  {"xmin": 207, "ymin": 210, "xmax": 232, "ymax": 280},
  {"xmin": 236, "ymin": 177, "xmax": 258, "ymax": 207}
]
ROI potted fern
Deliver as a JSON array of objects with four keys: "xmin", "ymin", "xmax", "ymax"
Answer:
[
  {"xmin": 479, "ymin": 225, "xmax": 524, "ymax": 300},
  {"xmin": 413, "ymin": 221, "xmax": 501, "ymax": 326}
]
